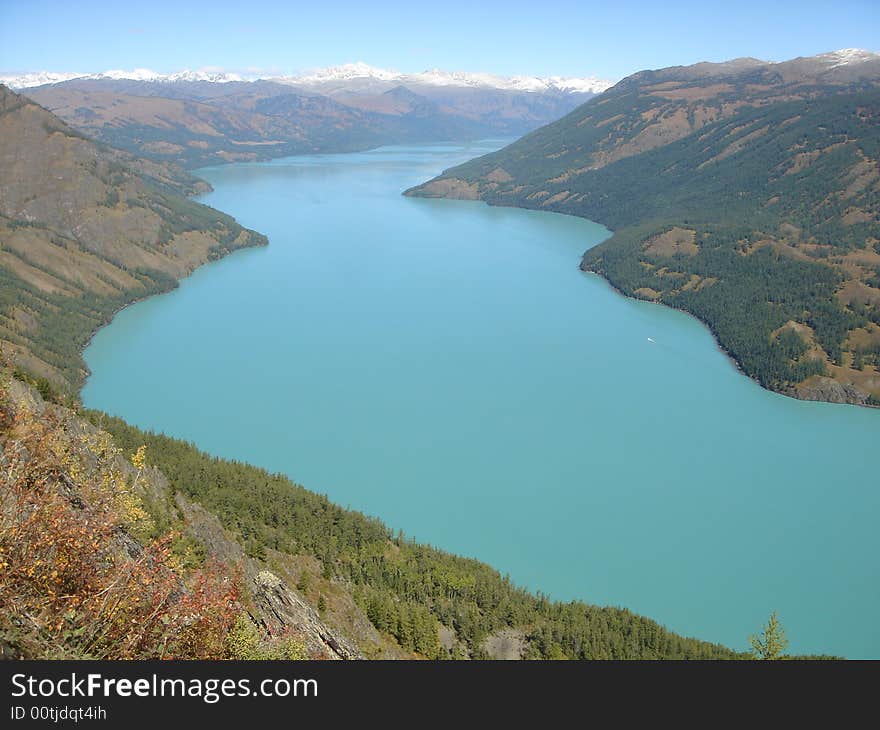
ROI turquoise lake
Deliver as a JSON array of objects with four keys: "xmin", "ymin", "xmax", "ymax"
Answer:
[{"xmin": 82, "ymin": 141, "xmax": 880, "ymax": 658}]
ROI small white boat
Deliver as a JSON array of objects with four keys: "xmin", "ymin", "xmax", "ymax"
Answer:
[{"xmin": 647, "ymin": 337, "xmax": 656, "ymax": 343}]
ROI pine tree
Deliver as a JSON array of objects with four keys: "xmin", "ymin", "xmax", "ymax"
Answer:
[
  {"xmin": 749, "ymin": 610, "xmax": 789, "ymax": 660},
  {"xmin": 296, "ymin": 571, "xmax": 310, "ymax": 593}
]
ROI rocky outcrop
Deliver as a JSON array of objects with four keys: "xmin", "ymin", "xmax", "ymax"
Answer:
[
  {"xmin": 174, "ymin": 495, "xmax": 362, "ymax": 660},
  {"xmin": 793, "ymin": 377, "xmax": 871, "ymax": 406},
  {"xmin": 249, "ymin": 570, "xmax": 361, "ymax": 660},
  {"xmin": 482, "ymin": 628, "xmax": 527, "ymax": 660}
]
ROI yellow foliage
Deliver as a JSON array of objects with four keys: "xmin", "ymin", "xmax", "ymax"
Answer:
[
  {"xmin": 131, "ymin": 445, "xmax": 147, "ymax": 472},
  {"xmin": 225, "ymin": 614, "xmax": 308, "ymax": 660}
]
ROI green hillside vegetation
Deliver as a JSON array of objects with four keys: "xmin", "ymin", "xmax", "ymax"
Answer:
[
  {"xmin": 408, "ymin": 60, "xmax": 880, "ymax": 405},
  {"xmin": 0, "ymin": 375, "xmax": 355, "ymax": 660},
  {"xmin": 88, "ymin": 409, "xmax": 743, "ymax": 660}
]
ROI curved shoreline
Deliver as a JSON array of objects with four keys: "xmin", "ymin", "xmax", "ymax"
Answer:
[
  {"xmin": 579, "ymin": 260, "xmax": 879, "ymax": 410},
  {"xmin": 77, "ymin": 237, "xmax": 267, "ymax": 395},
  {"xmin": 408, "ymin": 187, "xmax": 877, "ymax": 409}
]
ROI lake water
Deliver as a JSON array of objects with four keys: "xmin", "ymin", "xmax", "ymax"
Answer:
[{"xmin": 83, "ymin": 141, "xmax": 880, "ymax": 658}]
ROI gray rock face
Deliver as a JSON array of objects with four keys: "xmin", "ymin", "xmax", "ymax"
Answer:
[
  {"xmin": 794, "ymin": 377, "xmax": 869, "ymax": 406},
  {"xmin": 174, "ymin": 494, "xmax": 362, "ymax": 659},
  {"xmin": 249, "ymin": 572, "xmax": 362, "ymax": 660},
  {"xmin": 482, "ymin": 628, "xmax": 527, "ymax": 660}
]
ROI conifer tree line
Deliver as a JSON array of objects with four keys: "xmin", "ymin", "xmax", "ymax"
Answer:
[{"xmin": 91, "ymin": 411, "xmax": 744, "ymax": 660}]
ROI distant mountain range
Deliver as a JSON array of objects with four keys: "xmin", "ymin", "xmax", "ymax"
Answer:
[
  {"xmin": 1, "ymin": 61, "xmax": 612, "ymax": 94},
  {"xmin": 287, "ymin": 62, "xmax": 612, "ymax": 94},
  {"xmin": 2, "ymin": 63, "xmax": 611, "ymax": 168},
  {"xmin": 408, "ymin": 49, "xmax": 880, "ymax": 406}
]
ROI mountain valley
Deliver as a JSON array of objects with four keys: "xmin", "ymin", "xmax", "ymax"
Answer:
[{"xmin": 9, "ymin": 63, "xmax": 610, "ymax": 168}]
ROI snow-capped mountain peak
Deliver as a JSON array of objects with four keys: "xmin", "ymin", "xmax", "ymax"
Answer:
[
  {"xmin": 3, "ymin": 50, "xmax": 879, "ymax": 94},
  {"xmin": 508, "ymin": 74, "xmax": 613, "ymax": 93},
  {"xmin": 814, "ymin": 48, "xmax": 880, "ymax": 68},
  {"xmin": 0, "ymin": 67, "xmax": 251, "ymax": 88},
  {"xmin": 0, "ymin": 70, "xmax": 87, "ymax": 88},
  {"xmin": 291, "ymin": 62, "xmax": 402, "ymax": 84},
  {"xmin": 407, "ymin": 68, "xmax": 507, "ymax": 88},
  {"xmin": 91, "ymin": 68, "xmax": 248, "ymax": 83},
  {"xmin": 169, "ymin": 70, "xmax": 246, "ymax": 83},
  {"xmin": 94, "ymin": 68, "xmax": 162, "ymax": 81},
  {"xmin": 0, "ymin": 62, "xmax": 613, "ymax": 94},
  {"xmin": 284, "ymin": 63, "xmax": 614, "ymax": 94}
]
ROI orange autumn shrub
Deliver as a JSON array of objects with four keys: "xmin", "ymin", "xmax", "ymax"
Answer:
[{"xmin": 0, "ymin": 380, "xmax": 241, "ymax": 659}]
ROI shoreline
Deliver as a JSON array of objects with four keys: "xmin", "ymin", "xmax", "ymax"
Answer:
[
  {"xmin": 411, "ymin": 189, "xmax": 877, "ymax": 410},
  {"xmin": 76, "ymin": 281, "xmax": 179, "ymax": 391},
  {"xmin": 75, "ymin": 170, "xmax": 878, "ymax": 412},
  {"xmin": 579, "ymin": 261, "xmax": 879, "ymax": 410},
  {"xmin": 76, "ymin": 230, "xmax": 268, "ymax": 397}
]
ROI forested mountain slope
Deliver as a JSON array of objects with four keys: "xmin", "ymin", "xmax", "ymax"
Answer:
[
  {"xmin": 0, "ymin": 375, "xmax": 364, "ymax": 660},
  {"xmin": 0, "ymin": 372, "xmax": 746, "ymax": 660},
  {"xmin": 408, "ymin": 50, "xmax": 880, "ymax": 405},
  {"xmin": 0, "ymin": 84, "xmax": 266, "ymax": 390},
  {"xmin": 90, "ymin": 407, "xmax": 746, "ymax": 660}
]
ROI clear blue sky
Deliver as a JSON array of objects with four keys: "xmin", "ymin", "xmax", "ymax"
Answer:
[{"xmin": 1, "ymin": 0, "xmax": 877, "ymax": 80}]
